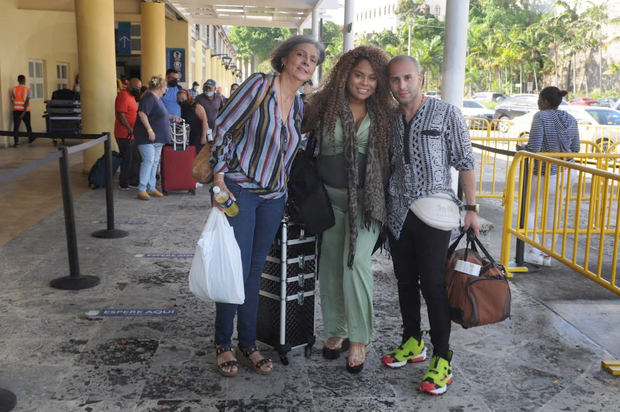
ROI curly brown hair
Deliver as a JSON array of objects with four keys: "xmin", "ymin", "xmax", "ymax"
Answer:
[{"xmin": 304, "ymin": 45, "xmax": 394, "ymax": 164}]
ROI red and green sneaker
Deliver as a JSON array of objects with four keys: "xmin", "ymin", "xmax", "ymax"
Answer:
[
  {"xmin": 419, "ymin": 351, "xmax": 453, "ymax": 395},
  {"xmin": 381, "ymin": 336, "xmax": 427, "ymax": 369}
]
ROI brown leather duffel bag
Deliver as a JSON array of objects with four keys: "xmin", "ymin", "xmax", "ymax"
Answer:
[{"xmin": 445, "ymin": 229, "xmax": 511, "ymax": 329}]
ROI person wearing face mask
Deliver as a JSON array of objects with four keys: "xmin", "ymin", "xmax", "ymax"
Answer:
[
  {"xmin": 195, "ymin": 79, "xmax": 224, "ymax": 130},
  {"xmin": 161, "ymin": 68, "xmax": 182, "ymax": 118},
  {"xmin": 114, "ymin": 77, "xmax": 143, "ymax": 189},
  {"xmin": 189, "ymin": 81, "xmax": 200, "ymax": 99},
  {"xmin": 178, "ymin": 89, "xmax": 209, "ymax": 155}
]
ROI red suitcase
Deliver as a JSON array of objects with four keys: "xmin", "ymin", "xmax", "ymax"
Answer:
[{"xmin": 160, "ymin": 145, "xmax": 197, "ymax": 195}]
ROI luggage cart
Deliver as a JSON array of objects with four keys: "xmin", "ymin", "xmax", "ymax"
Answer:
[{"xmin": 43, "ymin": 98, "xmax": 82, "ymax": 145}]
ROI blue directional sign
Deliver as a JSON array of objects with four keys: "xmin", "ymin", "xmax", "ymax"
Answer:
[
  {"xmin": 166, "ymin": 48, "xmax": 186, "ymax": 82},
  {"xmin": 117, "ymin": 22, "xmax": 131, "ymax": 55}
]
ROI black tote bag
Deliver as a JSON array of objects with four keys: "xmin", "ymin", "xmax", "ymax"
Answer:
[{"xmin": 287, "ymin": 129, "xmax": 335, "ymax": 234}]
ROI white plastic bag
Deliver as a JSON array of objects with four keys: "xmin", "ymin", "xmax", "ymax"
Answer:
[{"xmin": 189, "ymin": 208, "xmax": 245, "ymax": 304}]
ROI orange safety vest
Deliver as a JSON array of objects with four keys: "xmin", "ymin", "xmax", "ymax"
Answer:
[{"xmin": 12, "ymin": 85, "xmax": 30, "ymax": 112}]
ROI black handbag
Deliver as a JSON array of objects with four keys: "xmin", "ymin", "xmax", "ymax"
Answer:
[{"xmin": 287, "ymin": 128, "xmax": 335, "ymax": 234}]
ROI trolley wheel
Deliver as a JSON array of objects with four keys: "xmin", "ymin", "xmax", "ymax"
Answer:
[
  {"xmin": 189, "ymin": 189, "xmax": 196, "ymax": 195},
  {"xmin": 52, "ymin": 139, "xmax": 58, "ymax": 146},
  {"xmin": 304, "ymin": 344, "xmax": 313, "ymax": 358},
  {"xmin": 162, "ymin": 190, "xmax": 168, "ymax": 196},
  {"xmin": 279, "ymin": 354, "xmax": 289, "ymax": 365}
]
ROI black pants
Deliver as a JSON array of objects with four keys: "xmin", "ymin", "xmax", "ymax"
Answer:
[
  {"xmin": 13, "ymin": 111, "xmax": 32, "ymax": 144},
  {"xmin": 389, "ymin": 211, "xmax": 452, "ymax": 357},
  {"xmin": 116, "ymin": 138, "xmax": 141, "ymax": 187}
]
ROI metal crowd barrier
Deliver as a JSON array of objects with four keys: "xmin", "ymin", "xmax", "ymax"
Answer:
[
  {"xmin": 0, "ymin": 130, "xmax": 127, "ymax": 290},
  {"xmin": 500, "ymin": 151, "xmax": 620, "ymax": 296},
  {"xmin": 469, "ymin": 133, "xmax": 612, "ymax": 200}
]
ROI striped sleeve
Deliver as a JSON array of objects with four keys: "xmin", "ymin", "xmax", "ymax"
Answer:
[{"xmin": 211, "ymin": 73, "xmax": 268, "ymax": 174}]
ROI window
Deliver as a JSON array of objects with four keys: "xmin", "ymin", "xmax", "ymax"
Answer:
[
  {"xmin": 28, "ymin": 59, "xmax": 44, "ymax": 99},
  {"xmin": 130, "ymin": 22, "xmax": 141, "ymax": 54},
  {"xmin": 435, "ymin": 5, "xmax": 441, "ymax": 16},
  {"xmin": 56, "ymin": 63, "xmax": 69, "ymax": 90}
]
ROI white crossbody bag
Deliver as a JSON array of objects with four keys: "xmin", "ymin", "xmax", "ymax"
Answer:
[{"xmin": 410, "ymin": 193, "xmax": 460, "ymax": 231}]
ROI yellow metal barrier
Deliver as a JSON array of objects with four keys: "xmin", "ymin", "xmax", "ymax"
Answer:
[
  {"xmin": 500, "ymin": 151, "xmax": 620, "ymax": 296},
  {"xmin": 579, "ymin": 124, "xmax": 620, "ymax": 153},
  {"xmin": 469, "ymin": 134, "xmax": 609, "ymax": 200}
]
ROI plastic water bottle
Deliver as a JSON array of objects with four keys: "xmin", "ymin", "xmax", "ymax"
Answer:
[{"xmin": 212, "ymin": 186, "xmax": 239, "ymax": 217}]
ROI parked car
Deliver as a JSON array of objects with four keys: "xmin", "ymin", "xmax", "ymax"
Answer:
[
  {"xmin": 595, "ymin": 97, "xmax": 619, "ymax": 108},
  {"xmin": 425, "ymin": 91, "xmax": 440, "ymax": 98},
  {"xmin": 569, "ymin": 97, "xmax": 598, "ymax": 106},
  {"xmin": 462, "ymin": 99, "xmax": 495, "ymax": 120},
  {"xmin": 462, "ymin": 99, "xmax": 495, "ymax": 130},
  {"xmin": 506, "ymin": 106, "xmax": 620, "ymax": 150},
  {"xmin": 473, "ymin": 91, "xmax": 507, "ymax": 103},
  {"xmin": 494, "ymin": 94, "xmax": 568, "ymax": 132}
]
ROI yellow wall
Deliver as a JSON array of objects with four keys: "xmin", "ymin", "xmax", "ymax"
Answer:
[
  {"xmin": 194, "ymin": 40, "xmax": 203, "ymax": 86},
  {"xmin": 0, "ymin": 0, "xmax": 78, "ymax": 134},
  {"xmin": 165, "ymin": 18, "xmax": 191, "ymax": 87}
]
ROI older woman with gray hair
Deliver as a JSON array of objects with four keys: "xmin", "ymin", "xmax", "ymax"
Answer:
[{"xmin": 210, "ymin": 35, "xmax": 325, "ymax": 377}]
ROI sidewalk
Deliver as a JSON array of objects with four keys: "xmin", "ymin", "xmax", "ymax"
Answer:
[{"xmin": 0, "ymin": 184, "xmax": 619, "ymax": 412}]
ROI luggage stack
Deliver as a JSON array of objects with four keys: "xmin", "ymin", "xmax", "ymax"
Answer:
[
  {"xmin": 257, "ymin": 217, "xmax": 317, "ymax": 365},
  {"xmin": 160, "ymin": 120, "xmax": 196, "ymax": 195},
  {"xmin": 44, "ymin": 89, "xmax": 82, "ymax": 145}
]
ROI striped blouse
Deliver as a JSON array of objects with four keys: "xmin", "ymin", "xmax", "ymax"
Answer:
[{"xmin": 211, "ymin": 73, "xmax": 304, "ymax": 199}]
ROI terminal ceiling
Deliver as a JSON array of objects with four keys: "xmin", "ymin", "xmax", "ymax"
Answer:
[{"xmin": 167, "ymin": 0, "xmax": 327, "ymax": 28}]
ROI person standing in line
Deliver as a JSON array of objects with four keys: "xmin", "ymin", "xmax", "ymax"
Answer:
[
  {"xmin": 114, "ymin": 77, "xmax": 142, "ymax": 190},
  {"xmin": 177, "ymin": 89, "xmax": 209, "ymax": 155},
  {"xmin": 10, "ymin": 75, "xmax": 33, "ymax": 147},
  {"xmin": 189, "ymin": 81, "xmax": 200, "ymax": 99},
  {"xmin": 161, "ymin": 68, "xmax": 182, "ymax": 118},
  {"xmin": 303, "ymin": 45, "xmax": 392, "ymax": 374},
  {"xmin": 382, "ymin": 55, "xmax": 479, "ymax": 395},
  {"xmin": 195, "ymin": 79, "xmax": 225, "ymax": 131},
  {"xmin": 523, "ymin": 86, "xmax": 579, "ymax": 266},
  {"xmin": 133, "ymin": 75, "xmax": 181, "ymax": 200},
  {"xmin": 210, "ymin": 35, "xmax": 324, "ymax": 377}
]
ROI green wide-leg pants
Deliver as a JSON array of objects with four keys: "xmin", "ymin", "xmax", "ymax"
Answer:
[{"xmin": 319, "ymin": 185, "xmax": 379, "ymax": 344}]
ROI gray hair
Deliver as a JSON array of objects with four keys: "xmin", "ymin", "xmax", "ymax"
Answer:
[
  {"xmin": 388, "ymin": 55, "xmax": 423, "ymax": 74},
  {"xmin": 270, "ymin": 35, "xmax": 325, "ymax": 73}
]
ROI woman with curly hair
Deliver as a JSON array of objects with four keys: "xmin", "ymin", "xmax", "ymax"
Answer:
[{"xmin": 304, "ymin": 45, "xmax": 393, "ymax": 373}]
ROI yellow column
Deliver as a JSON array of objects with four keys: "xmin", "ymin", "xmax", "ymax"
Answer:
[
  {"xmin": 141, "ymin": 1, "xmax": 165, "ymax": 83},
  {"xmin": 210, "ymin": 56, "xmax": 217, "ymax": 83},
  {"xmin": 204, "ymin": 48, "xmax": 212, "ymax": 83},
  {"xmin": 218, "ymin": 61, "xmax": 223, "ymax": 87},
  {"xmin": 194, "ymin": 40, "xmax": 203, "ymax": 85},
  {"xmin": 75, "ymin": 0, "xmax": 118, "ymax": 171}
]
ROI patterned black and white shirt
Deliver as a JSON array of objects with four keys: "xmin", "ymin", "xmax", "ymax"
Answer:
[{"xmin": 387, "ymin": 97, "xmax": 475, "ymax": 239}]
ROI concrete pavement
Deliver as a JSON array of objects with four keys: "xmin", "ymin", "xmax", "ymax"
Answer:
[{"xmin": 0, "ymin": 182, "xmax": 619, "ymax": 412}]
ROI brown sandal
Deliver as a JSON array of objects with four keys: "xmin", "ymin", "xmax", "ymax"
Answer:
[
  {"xmin": 215, "ymin": 345, "xmax": 238, "ymax": 377},
  {"xmin": 236, "ymin": 346, "xmax": 272, "ymax": 375}
]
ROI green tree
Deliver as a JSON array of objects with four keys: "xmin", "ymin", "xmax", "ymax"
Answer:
[{"xmin": 228, "ymin": 26, "xmax": 294, "ymax": 63}]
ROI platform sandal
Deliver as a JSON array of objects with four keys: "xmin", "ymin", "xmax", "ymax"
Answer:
[
  {"xmin": 236, "ymin": 346, "xmax": 273, "ymax": 375},
  {"xmin": 215, "ymin": 345, "xmax": 238, "ymax": 377}
]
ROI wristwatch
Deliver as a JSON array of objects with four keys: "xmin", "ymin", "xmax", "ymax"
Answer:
[{"xmin": 462, "ymin": 204, "xmax": 479, "ymax": 213}]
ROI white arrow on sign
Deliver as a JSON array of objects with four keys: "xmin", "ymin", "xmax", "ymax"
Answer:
[{"xmin": 119, "ymin": 35, "xmax": 130, "ymax": 48}]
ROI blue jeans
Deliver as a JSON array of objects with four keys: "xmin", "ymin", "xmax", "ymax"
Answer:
[
  {"xmin": 137, "ymin": 143, "xmax": 163, "ymax": 192},
  {"xmin": 214, "ymin": 179, "xmax": 286, "ymax": 348}
]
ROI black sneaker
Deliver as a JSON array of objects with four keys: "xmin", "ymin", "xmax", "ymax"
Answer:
[{"xmin": 119, "ymin": 185, "xmax": 130, "ymax": 191}]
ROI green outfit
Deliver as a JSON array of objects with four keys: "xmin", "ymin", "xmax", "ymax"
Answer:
[{"xmin": 319, "ymin": 115, "xmax": 380, "ymax": 344}]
